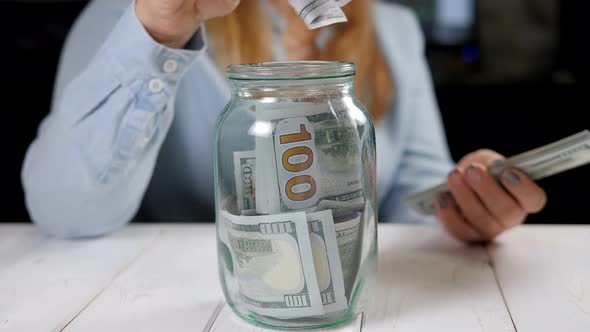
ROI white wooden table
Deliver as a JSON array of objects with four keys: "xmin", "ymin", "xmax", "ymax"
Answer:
[{"xmin": 1, "ymin": 223, "xmax": 589, "ymax": 332}]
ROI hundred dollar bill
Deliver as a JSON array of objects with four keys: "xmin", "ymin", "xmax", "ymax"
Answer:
[
  {"xmin": 255, "ymin": 103, "xmax": 363, "ymax": 214},
  {"xmin": 219, "ymin": 210, "xmax": 324, "ymax": 317},
  {"xmin": 288, "ymin": 0, "xmax": 350, "ymax": 30},
  {"xmin": 307, "ymin": 210, "xmax": 348, "ymax": 314},
  {"xmin": 255, "ymin": 129, "xmax": 281, "ymax": 214},
  {"xmin": 313, "ymin": 197, "xmax": 365, "ymax": 212},
  {"xmin": 405, "ymin": 130, "xmax": 590, "ymax": 215},
  {"xmin": 234, "ymin": 151, "xmax": 257, "ymax": 215},
  {"xmin": 333, "ymin": 210, "xmax": 362, "ymax": 298}
]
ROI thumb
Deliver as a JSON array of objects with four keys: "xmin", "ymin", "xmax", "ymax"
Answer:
[{"xmin": 198, "ymin": 0, "xmax": 241, "ymax": 20}]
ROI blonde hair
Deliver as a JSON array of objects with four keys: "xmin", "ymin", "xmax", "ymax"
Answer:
[{"xmin": 206, "ymin": 1, "xmax": 394, "ymax": 122}]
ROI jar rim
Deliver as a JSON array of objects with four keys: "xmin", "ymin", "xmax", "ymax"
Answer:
[{"xmin": 225, "ymin": 61, "xmax": 356, "ymax": 81}]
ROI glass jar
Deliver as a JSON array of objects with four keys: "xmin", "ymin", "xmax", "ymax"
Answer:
[{"xmin": 214, "ymin": 61, "xmax": 377, "ymax": 329}]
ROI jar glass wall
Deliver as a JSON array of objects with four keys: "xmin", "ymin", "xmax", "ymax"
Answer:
[{"xmin": 214, "ymin": 61, "xmax": 377, "ymax": 329}]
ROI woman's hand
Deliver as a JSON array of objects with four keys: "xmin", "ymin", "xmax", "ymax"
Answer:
[
  {"xmin": 136, "ymin": 0, "xmax": 240, "ymax": 48},
  {"xmin": 436, "ymin": 149, "xmax": 547, "ymax": 242}
]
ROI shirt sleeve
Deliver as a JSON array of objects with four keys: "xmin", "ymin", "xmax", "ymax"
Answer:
[
  {"xmin": 21, "ymin": 1, "xmax": 206, "ymax": 238},
  {"xmin": 378, "ymin": 6, "xmax": 455, "ymax": 225}
]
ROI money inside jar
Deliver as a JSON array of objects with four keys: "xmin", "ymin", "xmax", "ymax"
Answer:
[
  {"xmin": 220, "ymin": 102, "xmax": 364, "ymax": 318},
  {"xmin": 214, "ymin": 61, "xmax": 377, "ymax": 328}
]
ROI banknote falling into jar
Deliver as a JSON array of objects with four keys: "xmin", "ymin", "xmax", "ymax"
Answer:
[{"xmin": 288, "ymin": 0, "xmax": 352, "ymax": 29}]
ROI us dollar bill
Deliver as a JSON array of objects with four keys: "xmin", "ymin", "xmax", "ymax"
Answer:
[
  {"xmin": 313, "ymin": 198, "xmax": 365, "ymax": 213},
  {"xmin": 255, "ymin": 103, "xmax": 363, "ymax": 214},
  {"xmin": 233, "ymin": 151, "xmax": 256, "ymax": 215},
  {"xmin": 288, "ymin": 0, "xmax": 350, "ymax": 29},
  {"xmin": 333, "ymin": 210, "xmax": 362, "ymax": 298},
  {"xmin": 306, "ymin": 210, "xmax": 347, "ymax": 314},
  {"xmin": 405, "ymin": 130, "xmax": 590, "ymax": 215},
  {"xmin": 218, "ymin": 210, "xmax": 324, "ymax": 317}
]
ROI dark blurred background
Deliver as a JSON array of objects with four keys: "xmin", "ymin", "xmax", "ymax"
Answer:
[{"xmin": 0, "ymin": 0, "xmax": 588, "ymax": 223}]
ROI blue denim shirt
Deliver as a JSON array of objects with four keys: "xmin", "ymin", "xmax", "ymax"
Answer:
[{"xmin": 22, "ymin": 0, "xmax": 453, "ymax": 238}]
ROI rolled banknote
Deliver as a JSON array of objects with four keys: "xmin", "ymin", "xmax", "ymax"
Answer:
[
  {"xmin": 219, "ymin": 210, "xmax": 324, "ymax": 317},
  {"xmin": 288, "ymin": 0, "xmax": 350, "ymax": 29},
  {"xmin": 306, "ymin": 210, "xmax": 348, "ymax": 314},
  {"xmin": 233, "ymin": 151, "xmax": 256, "ymax": 215},
  {"xmin": 255, "ymin": 103, "xmax": 363, "ymax": 214},
  {"xmin": 405, "ymin": 130, "xmax": 590, "ymax": 215},
  {"xmin": 313, "ymin": 198, "xmax": 365, "ymax": 213},
  {"xmin": 333, "ymin": 210, "xmax": 362, "ymax": 298}
]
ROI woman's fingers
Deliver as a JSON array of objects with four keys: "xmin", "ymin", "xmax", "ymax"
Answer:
[
  {"xmin": 435, "ymin": 192, "xmax": 482, "ymax": 242},
  {"xmin": 463, "ymin": 163, "xmax": 526, "ymax": 229},
  {"xmin": 441, "ymin": 149, "xmax": 549, "ymax": 243},
  {"xmin": 447, "ymin": 169, "xmax": 504, "ymax": 240},
  {"xmin": 136, "ymin": 0, "xmax": 241, "ymax": 48},
  {"xmin": 500, "ymin": 168, "xmax": 548, "ymax": 213},
  {"xmin": 457, "ymin": 149, "xmax": 505, "ymax": 169}
]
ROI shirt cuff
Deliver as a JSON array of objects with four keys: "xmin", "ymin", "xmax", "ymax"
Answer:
[{"xmin": 104, "ymin": 1, "xmax": 207, "ymax": 85}]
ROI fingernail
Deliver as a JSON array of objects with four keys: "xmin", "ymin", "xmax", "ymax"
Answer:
[
  {"xmin": 491, "ymin": 159, "xmax": 506, "ymax": 169},
  {"xmin": 465, "ymin": 165, "xmax": 481, "ymax": 182},
  {"xmin": 445, "ymin": 192, "xmax": 457, "ymax": 206},
  {"xmin": 489, "ymin": 159, "xmax": 506, "ymax": 179},
  {"xmin": 438, "ymin": 193, "xmax": 447, "ymax": 208},
  {"xmin": 449, "ymin": 170, "xmax": 462, "ymax": 185},
  {"xmin": 502, "ymin": 170, "xmax": 520, "ymax": 186}
]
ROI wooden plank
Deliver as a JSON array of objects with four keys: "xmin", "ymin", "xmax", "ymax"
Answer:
[
  {"xmin": 208, "ymin": 303, "xmax": 363, "ymax": 332},
  {"xmin": 488, "ymin": 225, "xmax": 590, "ymax": 332},
  {"xmin": 0, "ymin": 224, "xmax": 46, "ymax": 274},
  {"xmin": 0, "ymin": 225, "xmax": 158, "ymax": 332},
  {"xmin": 63, "ymin": 225, "xmax": 225, "ymax": 332},
  {"xmin": 363, "ymin": 225, "xmax": 515, "ymax": 332}
]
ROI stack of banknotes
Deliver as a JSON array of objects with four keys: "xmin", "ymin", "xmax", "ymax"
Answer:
[
  {"xmin": 405, "ymin": 130, "xmax": 590, "ymax": 215},
  {"xmin": 218, "ymin": 103, "xmax": 368, "ymax": 318},
  {"xmin": 288, "ymin": 0, "xmax": 352, "ymax": 29}
]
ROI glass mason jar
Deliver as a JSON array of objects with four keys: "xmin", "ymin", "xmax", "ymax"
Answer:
[{"xmin": 214, "ymin": 61, "xmax": 377, "ymax": 329}]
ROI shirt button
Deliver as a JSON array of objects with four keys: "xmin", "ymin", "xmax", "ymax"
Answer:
[
  {"xmin": 162, "ymin": 59, "xmax": 178, "ymax": 73},
  {"xmin": 148, "ymin": 79, "xmax": 164, "ymax": 93},
  {"xmin": 139, "ymin": 136, "xmax": 151, "ymax": 148}
]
